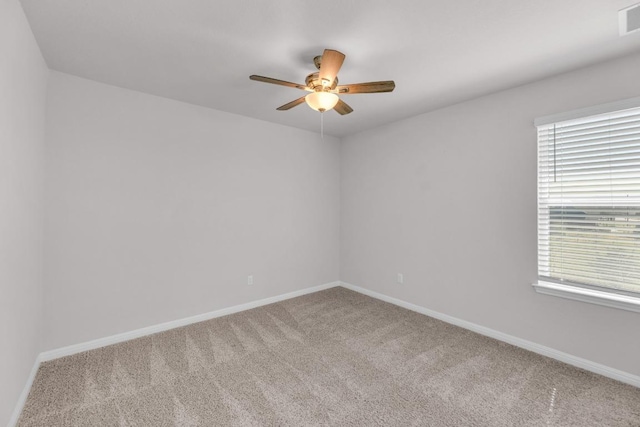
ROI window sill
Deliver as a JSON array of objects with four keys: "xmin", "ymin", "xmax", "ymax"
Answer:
[{"xmin": 532, "ymin": 281, "xmax": 640, "ymax": 314}]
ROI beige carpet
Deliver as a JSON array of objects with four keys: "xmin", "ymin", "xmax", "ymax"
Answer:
[{"xmin": 18, "ymin": 287, "xmax": 640, "ymax": 426}]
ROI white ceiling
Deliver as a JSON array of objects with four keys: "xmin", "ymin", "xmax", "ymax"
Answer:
[{"xmin": 20, "ymin": 0, "xmax": 640, "ymax": 137}]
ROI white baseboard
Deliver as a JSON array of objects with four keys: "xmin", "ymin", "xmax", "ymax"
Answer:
[
  {"xmin": 8, "ymin": 354, "xmax": 42, "ymax": 427},
  {"xmin": 9, "ymin": 281, "xmax": 342, "ymax": 426},
  {"xmin": 12, "ymin": 279, "xmax": 638, "ymax": 426},
  {"xmin": 40, "ymin": 281, "xmax": 340, "ymax": 362},
  {"xmin": 9, "ymin": 281, "xmax": 340, "ymax": 426},
  {"xmin": 340, "ymin": 281, "xmax": 640, "ymax": 389}
]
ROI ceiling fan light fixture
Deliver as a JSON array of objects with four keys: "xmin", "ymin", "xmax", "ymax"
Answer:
[
  {"xmin": 250, "ymin": 48, "xmax": 394, "ymax": 116},
  {"xmin": 305, "ymin": 91, "xmax": 339, "ymax": 112}
]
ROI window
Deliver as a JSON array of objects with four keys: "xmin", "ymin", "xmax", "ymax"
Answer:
[{"xmin": 534, "ymin": 98, "xmax": 640, "ymax": 312}]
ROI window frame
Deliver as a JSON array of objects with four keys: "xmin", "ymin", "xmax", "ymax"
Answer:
[{"xmin": 533, "ymin": 97, "xmax": 640, "ymax": 313}]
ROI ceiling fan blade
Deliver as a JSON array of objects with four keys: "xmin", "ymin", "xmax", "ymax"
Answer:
[
  {"xmin": 319, "ymin": 49, "xmax": 345, "ymax": 87},
  {"xmin": 250, "ymin": 75, "xmax": 309, "ymax": 91},
  {"xmin": 276, "ymin": 96, "xmax": 306, "ymax": 111},
  {"xmin": 333, "ymin": 99, "xmax": 353, "ymax": 115},
  {"xmin": 335, "ymin": 81, "xmax": 396, "ymax": 94}
]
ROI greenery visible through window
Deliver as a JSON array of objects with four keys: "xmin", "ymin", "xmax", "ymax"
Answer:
[{"xmin": 537, "ymin": 106, "xmax": 640, "ymax": 295}]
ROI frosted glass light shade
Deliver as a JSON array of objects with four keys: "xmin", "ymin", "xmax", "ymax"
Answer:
[{"xmin": 305, "ymin": 91, "xmax": 339, "ymax": 112}]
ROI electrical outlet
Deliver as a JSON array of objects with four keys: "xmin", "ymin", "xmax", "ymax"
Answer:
[
  {"xmin": 397, "ymin": 273, "xmax": 404, "ymax": 284},
  {"xmin": 248, "ymin": 275, "xmax": 253, "ymax": 286}
]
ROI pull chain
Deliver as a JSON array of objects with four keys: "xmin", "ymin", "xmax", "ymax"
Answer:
[{"xmin": 321, "ymin": 112, "xmax": 324, "ymax": 140}]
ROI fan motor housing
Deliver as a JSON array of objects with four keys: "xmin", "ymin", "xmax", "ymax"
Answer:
[{"xmin": 305, "ymin": 72, "xmax": 338, "ymax": 91}]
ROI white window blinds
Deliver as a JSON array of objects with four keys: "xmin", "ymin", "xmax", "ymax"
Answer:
[{"xmin": 537, "ymin": 105, "xmax": 640, "ymax": 295}]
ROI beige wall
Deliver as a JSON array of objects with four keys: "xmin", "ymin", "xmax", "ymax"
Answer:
[
  {"xmin": 340, "ymin": 52, "xmax": 640, "ymax": 376},
  {"xmin": 43, "ymin": 72, "xmax": 340, "ymax": 350},
  {"xmin": 0, "ymin": 0, "xmax": 49, "ymax": 424}
]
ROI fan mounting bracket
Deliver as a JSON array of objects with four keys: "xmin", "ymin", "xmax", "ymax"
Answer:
[{"xmin": 313, "ymin": 55, "xmax": 322, "ymax": 70}]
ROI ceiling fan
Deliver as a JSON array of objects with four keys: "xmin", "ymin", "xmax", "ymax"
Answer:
[{"xmin": 250, "ymin": 49, "xmax": 395, "ymax": 115}]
